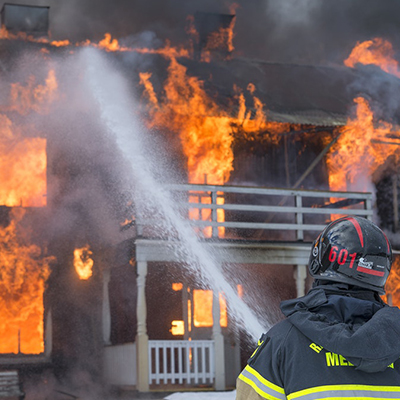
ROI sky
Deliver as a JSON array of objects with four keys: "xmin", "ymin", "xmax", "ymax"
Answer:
[{"xmin": 2, "ymin": 0, "xmax": 400, "ymax": 65}]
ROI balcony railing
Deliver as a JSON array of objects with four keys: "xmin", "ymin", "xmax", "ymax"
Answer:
[{"xmin": 136, "ymin": 184, "xmax": 373, "ymax": 242}]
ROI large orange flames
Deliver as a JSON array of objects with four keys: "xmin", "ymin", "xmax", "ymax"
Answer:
[
  {"xmin": 2, "ymin": 17, "xmax": 400, "ymax": 340},
  {"xmin": 0, "ymin": 208, "xmax": 52, "ymax": 354},
  {"xmin": 327, "ymin": 38, "xmax": 400, "ymax": 192},
  {"xmin": 344, "ymin": 38, "xmax": 400, "ymax": 78},
  {"xmin": 139, "ymin": 55, "xmax": 290, "ymax": 237},
  {"xmin": 0, "ymin": 68, "xmax": 57, "ymax": 353},
  {"xmin": 326, "ymin": 96, "xmax": 397, "ymax": 192},
  {"xmin": 340, "ymin": 38, "xmax": 400, "ymax": 305}
]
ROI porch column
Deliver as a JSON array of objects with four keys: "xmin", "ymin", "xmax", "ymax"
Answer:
[
  {"xmin": 102, "ymin": 268, "xmax": 111, "ymax": 345},
  {"xmin": 136, "ymin": 261, "xmax": 149, "ymax": 392},
  {"xmin": 212, "ymin": 291, "xmax": 225, "ymax": 390},
  {"xmin": 294, "ymin": 265, "xmax": 307, "ymax": 297}
]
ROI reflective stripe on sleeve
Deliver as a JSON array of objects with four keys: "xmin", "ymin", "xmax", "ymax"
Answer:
[
  {"xmin": 287, "ymin": 384, "xmax": 400, "ymax": 400},
  {"xmin": 238, "ymin": 365, "xmax": 286, "ymax": 400}
]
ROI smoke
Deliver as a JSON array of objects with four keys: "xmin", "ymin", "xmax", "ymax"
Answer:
[{"xmin": 3, "ymin": 0, "xmax": 400, "ymax": 65}]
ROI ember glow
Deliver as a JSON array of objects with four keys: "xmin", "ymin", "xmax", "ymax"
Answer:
[
  {"xmin": 73, "ymin": 245, "xmax": 94, "ymax": 280},
  {"xmin": 0, "ymin": 208, "xmax": 52, "ymax": 354}
]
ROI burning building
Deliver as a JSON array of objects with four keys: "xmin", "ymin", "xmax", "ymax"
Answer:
[{"xmin": 0, "ymin": 3, "xmax": 399, "ymax": 398}]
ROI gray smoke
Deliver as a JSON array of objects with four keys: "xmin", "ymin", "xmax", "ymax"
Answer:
[{"xmin": 3, "ymin": 0, "xmax": 400, "ymax": 65}]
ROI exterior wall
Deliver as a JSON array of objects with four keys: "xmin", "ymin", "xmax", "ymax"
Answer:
[{"xmin": 104, "ymin": 343, "xmax": 137, "ymax": 386}]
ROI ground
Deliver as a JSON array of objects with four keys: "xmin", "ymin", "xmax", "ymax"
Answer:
[{"xmin": 112, "ymin": 390, "xmax": 237, "ymax": 400}]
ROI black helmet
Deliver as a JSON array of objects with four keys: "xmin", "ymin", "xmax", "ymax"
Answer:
[{"xmin": 308, "ymin": 216, "xmax": 392, "ymax": 294}]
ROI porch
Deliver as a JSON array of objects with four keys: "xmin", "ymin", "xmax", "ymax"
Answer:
[{"xmin": 102, "ymin": 183, "xmax": 373, "ymax": 392}]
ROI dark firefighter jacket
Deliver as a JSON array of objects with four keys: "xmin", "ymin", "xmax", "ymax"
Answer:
[{"xmin": 236, "ymin": 283, "xmax": 400, "ymax": 400}]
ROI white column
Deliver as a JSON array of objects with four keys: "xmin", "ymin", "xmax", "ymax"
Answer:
[
  {"xmin": 294, "ymin": 265, "xmax": 308, "ymax": 297},
  {"xmin": 212, "ymin": 291, "xmax": 225, "ymax": 391},
  {"xmin": 102, "ymin": 268, "xmax": 111, "ymax": 345},
  {"xmin": 136, "ymin": 261, "xmax": 149, "ymax": 392}
]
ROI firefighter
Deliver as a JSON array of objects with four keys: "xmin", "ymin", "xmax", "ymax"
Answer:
[{"xmin": 236, "ymin": 216, "xmax": 400, "ymax": 400}]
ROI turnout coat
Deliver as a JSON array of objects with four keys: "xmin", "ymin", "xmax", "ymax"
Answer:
[{"xmin": 236, "ymin": 283, "xmax": 400, "ymax": 400}]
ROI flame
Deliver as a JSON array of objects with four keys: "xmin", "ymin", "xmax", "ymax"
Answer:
[
  {"xmin": 0, "ymin": 66, "xmax": 57, "ymax": 354},
  {"xmin": 140, "ymin": 56, "xmax": 291, "ymax": 237},
  {"xmin": 98, "ymin": 33, "xmax": 121, "ymax": 52},
  {"xmin": 172, "ymin": 282, "xmax": 183, "ymax": 291},
  {"xmin": 344, "ymin": 38, "xmax": 400, "ymax": 78},
  {"xmin": 326, "ymin": 97, "xmax": 397, "ymax": 192},
  {"xmin": 0, "ymin": 26, "xmax": 48, "ymax": 44},
  {"xmin": 0, "ymin": 115, "xmax": 46, "ymax": 207},
  {"xmin": 237, "ymin": 284, "xmax": 244, "ymax": 299},
  {"xmin": 200, "ymin": 15, "xmax": 236, "ymax": 62},
  {"xmin": 192, "ymin": 289, "xmax": 227, "ymax": 328},
  {"xmin": 219, "ymin": 292, "xmax": 228, "ymax": 327},
  {"xmin": 0, "ymin": 70, "xmax": 56, "ymax": 207},
  {"xmin": 327, "ymin": 38, "xmax": 400, "ymax": 193},
  {"xmin": 0, "ymin": 26, "xmax": 191, "ymax": 59},
  {"xmin": 0, "ymin": 208, "xmax": 53, "ymax": 354},
  {"xmin": 384, "ymin": 256, "xmax": 400, "ymax": 306},
  {"xmin": 9, "ymin": 69, "xmax": 58, "ymax": 115},
  {"xmin": 170, "ymin": 320, "xmax": 185, "ymax": 335},
  {"xmin": 73, "ymin": 245, "xmax": 94, "ymax": 280}
]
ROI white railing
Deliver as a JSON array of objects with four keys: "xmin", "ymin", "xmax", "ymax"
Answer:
[
  {"xmin": 148, "ymin": 340, "xmax": 215, "ymax": 385},
  {"xmin": 136, "ymin": 184, "xmax": 373, "ymax": 241}
]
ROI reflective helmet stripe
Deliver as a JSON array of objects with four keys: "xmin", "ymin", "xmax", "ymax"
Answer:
[
  {"xmin": 356, "ymin": 266, "xmax": 385, "ymax": 276},
  {"xmin": 382, "ymin": 231, "xmax": 391, "ymax": 253},
  {"xmin": 344, "ymin": 216, "xmax": 364, "ymax": 247}
]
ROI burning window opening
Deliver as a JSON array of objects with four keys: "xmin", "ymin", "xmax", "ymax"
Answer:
[
  {"xmin": 74, "ymin": 245, "xmax": 94, "ymax": 280},
  {"xmin": 0, "ymin": 134, "xmax": 47, "ymax": 208},
  {"xmin": 193, "ymin": 289, "xmax": 227, "ymax": 328},
  {"xmin": 170, "ymin": 320, "xmax": 184, "ymax": 336},
  {"xmin": 0, "ymin": 208, "xmax": 52, "ymax": 354},
  {"xmin": 237, "ymin": 284, "xmax": 244, "ymax": 299},
  {"xmin": 172, "ymin": 282, "xmax": 183, "ymax": 291},
  {"xmin": 170, "ymin": 286, "xmax": 228, "ymax": 336}
]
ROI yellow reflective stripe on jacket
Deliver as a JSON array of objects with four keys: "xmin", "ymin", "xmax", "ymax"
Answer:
[
  {"xmin": 287, "ymin": 384, "xmax": 400, "ymax": 400},
  {"xmin": 238, "ymin": 365, "xmax": 286, "ymax": 400}
]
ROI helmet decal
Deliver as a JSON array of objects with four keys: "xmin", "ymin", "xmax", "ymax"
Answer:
[
  {"xmin": 308, "ymin": 216, "xmax": 392, "ymax": 294},
  {"xmin": 356, "ymin": 265, "xmax": 385, "ymax": 277},
  {"xmin": 382, "ymin": 231, "xmax": 391, "ymax": 253},
  {"xmin": 344, "ymin": 216, "xmax": 364, "ymax": 248}
]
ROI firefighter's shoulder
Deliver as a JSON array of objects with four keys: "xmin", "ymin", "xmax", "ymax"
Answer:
[{"xmin": 248, "ymin": 319, "xmax": 293, "ymax": 365}]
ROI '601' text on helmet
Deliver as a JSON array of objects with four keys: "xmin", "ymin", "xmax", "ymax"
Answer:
[{"xmin": 308, "ymin": 216, "xmax": 392, "ymax": 294}]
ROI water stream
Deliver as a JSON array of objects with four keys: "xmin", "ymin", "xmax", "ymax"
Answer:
[{"xmin": 82, "ymin": 47, "xmax": 268, "ymax": 341}]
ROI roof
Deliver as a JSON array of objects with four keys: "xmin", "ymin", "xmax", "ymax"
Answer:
[{"xmin": 181, "ymin": 57, "xmax": 400, "ymax": 126}]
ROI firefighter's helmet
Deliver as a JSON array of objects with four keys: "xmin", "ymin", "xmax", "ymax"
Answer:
[{"xmin": 308, "ymin": 216, "xmax": 392, "ymax": 294}]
